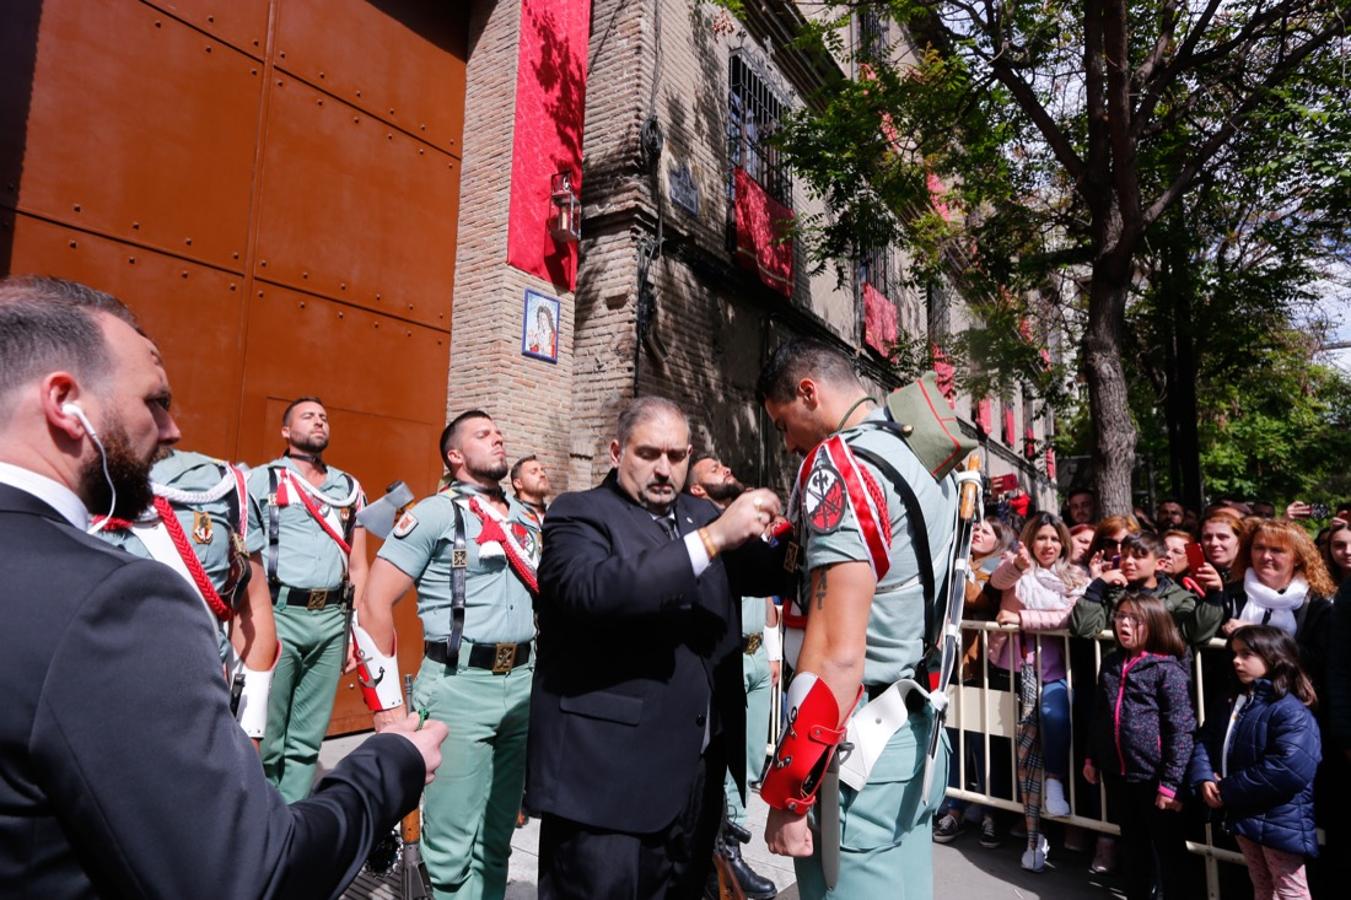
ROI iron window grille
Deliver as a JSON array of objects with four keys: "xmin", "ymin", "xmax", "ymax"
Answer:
[
  {"xmin": 727, "ymin": 51, "xmax": 793, "ymax": 208},
  {"xmin": 859, "ymin": 245, "xmax": 893, "ymax": 299},
  {"xmin": 857, "ymin": 7, "xmax": 889, "ymax": 66}
]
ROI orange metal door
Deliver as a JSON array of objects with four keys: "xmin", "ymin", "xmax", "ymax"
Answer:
[{"xmin": 1, "ymin": 0, "xmax": 467, "ymax": 736}]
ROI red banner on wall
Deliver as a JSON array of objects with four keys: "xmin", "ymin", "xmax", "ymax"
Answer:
[
  {"xmin": 506, "ymin": 0, "xmax": 591, "ymax": 292},
  {"xmin": 863, "ymin": 282, "xmax": 898, "ymax": 355},
  {"xmin": 734, "ymin": 167, "xmax": 794, "ymax": 296},
  {"xmin": 975, "ymin": 397, "xmax": 992, "ymax": 435},
  {"xmin": 931, "ymin": 343, "xmax": 957, "ymax": 408}
]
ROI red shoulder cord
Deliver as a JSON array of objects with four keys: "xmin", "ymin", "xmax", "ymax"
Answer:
[{"xmin": 153, "ymin": 497, "xmax": 232, "ymax": 621}]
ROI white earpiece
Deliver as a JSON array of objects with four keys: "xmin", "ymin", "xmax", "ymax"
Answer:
[
  {"xmin": 62, "ymin": 402, "xmax": 99, "ymax": 438},
  {"xmin": 62, "ymin": 401, "xmax": 116, "ymax": 533}
]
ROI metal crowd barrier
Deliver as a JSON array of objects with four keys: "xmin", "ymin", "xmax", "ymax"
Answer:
[
  {"xmin": 945, "ymin": 621, "xmax": 1249, "ymax": 899},
  {"xmin": 758, "ymin": 617, "xmax": 1329, "ymax": 898}
]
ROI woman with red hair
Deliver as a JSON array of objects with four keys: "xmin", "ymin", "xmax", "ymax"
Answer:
[{"xmin": 1214, "ymin": 520, "xmax": 1335, "ymax": 660}]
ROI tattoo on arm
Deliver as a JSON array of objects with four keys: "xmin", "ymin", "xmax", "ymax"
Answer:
[{"xmin": 814, "ymin": 568, "xmax": 828, "ymax": 610}]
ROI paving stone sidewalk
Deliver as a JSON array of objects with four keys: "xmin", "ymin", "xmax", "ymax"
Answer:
[{"xmin": 323, "ymin": 733, "xmax": 1123, "ymax": 899}]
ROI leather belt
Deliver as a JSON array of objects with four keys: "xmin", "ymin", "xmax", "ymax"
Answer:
[
  {"xmin": 742, "ymin": 633, "xmax": 763, "ymax": 654},
  {"xmin": 866, "ymin": 681, "xmax": 927, "ymax": 714},
  {"xmin": 425, "ymin": 639, "xmax": 531, "ymax": 674},
  {"xmin": 271, "ymin": 583, "xmax": 350, "ymax": 611}
]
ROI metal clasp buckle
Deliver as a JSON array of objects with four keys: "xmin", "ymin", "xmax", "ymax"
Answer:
[
  {"xmin": 491, "ymin": 642, "xmax": 517, "ymax": 675},
  {"xmin": 744, "ymin": 634, "xmax": 763, "ymax": 655},
  {"xmin": 307, "ymin": 589, "xmax": 329, "ymax": 611},
  {"xmin": 452, "ymin": 549, "xmax": 468, "ymax": 568}
]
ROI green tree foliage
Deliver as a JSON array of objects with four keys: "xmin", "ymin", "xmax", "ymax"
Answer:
[
  {"xmin": 1195, "ymin": 340, "xmax": 1351, "ymax": 504},
  {"xmin": 707, "ymin": 0, "xmax": 1351, "ymax": 514}
]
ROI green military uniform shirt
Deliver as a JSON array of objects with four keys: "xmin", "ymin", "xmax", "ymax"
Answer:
[
  {"xmin": 100, "ymin": 449, "xmax": 248, "ymax": 661},
  {"xmin": 742, "ymin": 595, "xmax": 767, "ymax": 638},
  {"xmin": 377, "ymin": 483, "xmax": 538, "ymax": 644},
  {"xmin": 798, "ymin": 409, "xmax": 959, "ymax": 686},
  {"xmin": 245, "ymin": 457, "xmax": 364, "ymax": 589}
]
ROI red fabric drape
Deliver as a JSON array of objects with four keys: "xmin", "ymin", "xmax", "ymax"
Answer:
[
  {"xmin": 1002, "ymin": 405, "xmax": 1016, "ymax": 445},
  {"xmin": 975, "ymin": 397, "xmax": 993, "ymax": 435},
  {"xmin": 506, "ymin": 0, "xmax": 591, "ymax": 291},
  {"xmin": 931, "ymin": 343, "xmax": 956, "ymax": 407},
  {"xmin": 734, "ymin": 167, "xmax": 794, "ymax": 296},
  {"xmin": 863, "ymin": 282, "xmax": 898, "ymax": 355}
]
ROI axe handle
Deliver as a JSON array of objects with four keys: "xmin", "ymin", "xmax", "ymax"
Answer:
[
  {"xmin": 401, "ymin": 808, "xmax": 421, "ymax": 845},
  {"xmin": 400, "ymin": 673, "xmax": 422, "ymax": 845},
  {"xmin": 958, "ymin": 454, "xmax": 981, "ymax": 519}
]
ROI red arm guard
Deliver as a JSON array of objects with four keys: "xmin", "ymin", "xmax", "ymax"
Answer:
[{"xmin": 759, "ymin": 673, "xmax": 857, "ymax": 814}]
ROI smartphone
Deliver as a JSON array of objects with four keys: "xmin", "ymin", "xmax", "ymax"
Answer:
[
  {"xmin": 1108, "ymin": 553, "xmax": 1121, "ymax": 570},
  {"xmin": 1185, "ymin": 542, "xmax": 1206, "ymax": 573},
  {"xmin": 1310, "ymin": 502, "xmax": 1331, "ymax": 519}
]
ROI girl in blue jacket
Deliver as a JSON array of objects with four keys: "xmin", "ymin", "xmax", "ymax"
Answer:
[{"xmin": 1189, "ymin": 625, "xmax": 1321, "ymax": 900}]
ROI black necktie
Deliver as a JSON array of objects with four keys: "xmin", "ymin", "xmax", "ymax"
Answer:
[{"xmin": 659, "ymin": 514, "xmax": 679, "ymax": 541}]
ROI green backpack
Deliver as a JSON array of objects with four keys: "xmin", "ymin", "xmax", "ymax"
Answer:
[{"xmin": 878, "ymin": 372, "xmax": 978, "ymax": 484}]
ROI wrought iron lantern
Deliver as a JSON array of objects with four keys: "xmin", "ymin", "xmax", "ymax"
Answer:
[{"xmin": 550, "ymin": 171, "xmax": 581, "ymax": 243}]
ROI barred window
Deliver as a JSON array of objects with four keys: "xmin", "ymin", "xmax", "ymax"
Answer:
[
  {"xmin": 728, "ymin": 52, "xmax": 792, "ymax": 207},
  {"xmin": 859, "ymin": 246, "xmax": 893, "ymax": 299},
  {"xmin": 858, "ymin": 7, "xmax": 889, "ymax": 65}
]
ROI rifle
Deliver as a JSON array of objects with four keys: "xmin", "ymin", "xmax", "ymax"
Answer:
[
  {"xmin": 920, "ymin": 453, "xmax": 983, "ymax": 801},
  {"xmin": 398, "ymin": 674, "xmax": 432, "ymax": 899}
]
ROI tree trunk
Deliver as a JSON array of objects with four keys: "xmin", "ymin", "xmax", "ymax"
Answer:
[
  {"xmin": 1168, "ymin": 316, "xmax": 1203, "ymax": 510},
  {"xmin": 1084, "ymin": 270, "xmax": 1137, "ymax": 516},
  {"xmin": 1158, "ymin": 218, "xmax": 1205, "ymax": 511}
]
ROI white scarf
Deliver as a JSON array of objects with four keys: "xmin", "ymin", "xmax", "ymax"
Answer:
[
  {"xmin": 1239, "ymin": 569, "xmax": 1307, "ymax": 635},
  {"xmin": 1017, "ymin": 564, "xmax": 1080, "ymax": 612}
]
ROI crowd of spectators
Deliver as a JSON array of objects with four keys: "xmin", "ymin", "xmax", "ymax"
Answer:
[{"xmin": 933, "ymin": 487, "xmax": 1351, "ymax": 900}]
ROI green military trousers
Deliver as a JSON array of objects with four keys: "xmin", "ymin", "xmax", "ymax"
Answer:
[
  {"xmin": 725, "ymin": 645, "xmax": 773, "ymax": 826},
  {"xmin": 794, "ymin": 708, "xmax": 949, "ymax": 900},
  {"xmin": 262, "ymin": 602, "xmax": 348, "ymax": 803},
  {"xmin": 412, "ymin": 644, "xmax": 531, "ymax": 900}
]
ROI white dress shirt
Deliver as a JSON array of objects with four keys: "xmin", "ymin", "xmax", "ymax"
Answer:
[{"xmin": 0, "ymin": 461, "xmax": 90, "ymax": 530}]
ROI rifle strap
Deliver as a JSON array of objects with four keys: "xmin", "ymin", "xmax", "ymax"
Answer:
[
  {"xmin": 850, "ymin": 445, "xmax": 936, "ymax": 653},
  {"xmin": 445, "ymin": 500, "xmax": 468, "ymax": 669},
  {"xmin": 266, "ymin": 467, "xmax": 280, "ymax": 584}
]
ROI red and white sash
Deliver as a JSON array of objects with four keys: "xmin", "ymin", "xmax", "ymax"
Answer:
[
  {"xmin": 441, "ymin": 488, "xmax": 540, "ymax": 594},
  {"xmin": 789, "ymin": 434, "xmax": 893, "ymax": 580},
  {"xmin": 273, "ymin": 468, "xmax": 361, "ymax": 561},
  {"xmin": 783, "ymin": 435, "xmax": 894, "ymax": 640}
]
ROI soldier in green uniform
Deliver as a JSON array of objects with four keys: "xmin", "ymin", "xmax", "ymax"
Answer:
[
  {"xmin": 756, "ymin": 340, "xmax": 958, "ymax": 900},
  {"xmin": 98, "ymin": 448, "xmax": 278, "ymax": 741},
  {"xmin": 245, "ymin": 397, "xmax": 368, "ymax": 802},
  {"xmin": 509, "ymin": 453, "xmax": 550, "ymax": 525},
  {"xmin": 354, "ymin": 409, "xmax": 538, "ymax": 900},
  {"xmin": 687, "ymin": 455, "xmax": 780, "ymax": 900}
]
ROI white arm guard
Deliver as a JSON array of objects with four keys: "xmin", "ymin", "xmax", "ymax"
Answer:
[
  {"xmin": 228, "ymin": 640, "xmax": 279, "ymax": 739},
  {"xmin": 351, "ymin": 611, "xmax": 404, "ymax": 712},
  {"xmin": 763, "ymin": 621, "xmax": 783, "ymax": 662}
]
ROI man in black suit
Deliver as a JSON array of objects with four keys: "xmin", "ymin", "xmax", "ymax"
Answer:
[
  {"xmin": 0, "ymin": 275, "xmax": 447, "ymax": 899},
  {"xmin": 528, "ymin": 396, "xmax": 792, "ymax": 898}
]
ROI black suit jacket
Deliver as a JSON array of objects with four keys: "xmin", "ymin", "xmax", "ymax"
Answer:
[
  {"xmin": 526, "ymin": 471, "xmax": 790, "ymax": 833},
  {"xmin": 0, "ymin": 484, "xmax": 425, "ymax": 899}
]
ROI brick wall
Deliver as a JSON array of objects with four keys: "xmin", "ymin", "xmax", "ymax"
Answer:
[
  {"xmin": 446, "ymin": 0, "xmax": 1061, "ymax": 509},
  {"xmin": 449, "ymin": 0, "xmax": 576, "ymax": 493}
]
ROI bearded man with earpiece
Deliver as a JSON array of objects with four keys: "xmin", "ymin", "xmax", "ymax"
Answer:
[{"xmin": 0, "ymin": 275, "xmax": 446, "ymax": 899}]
